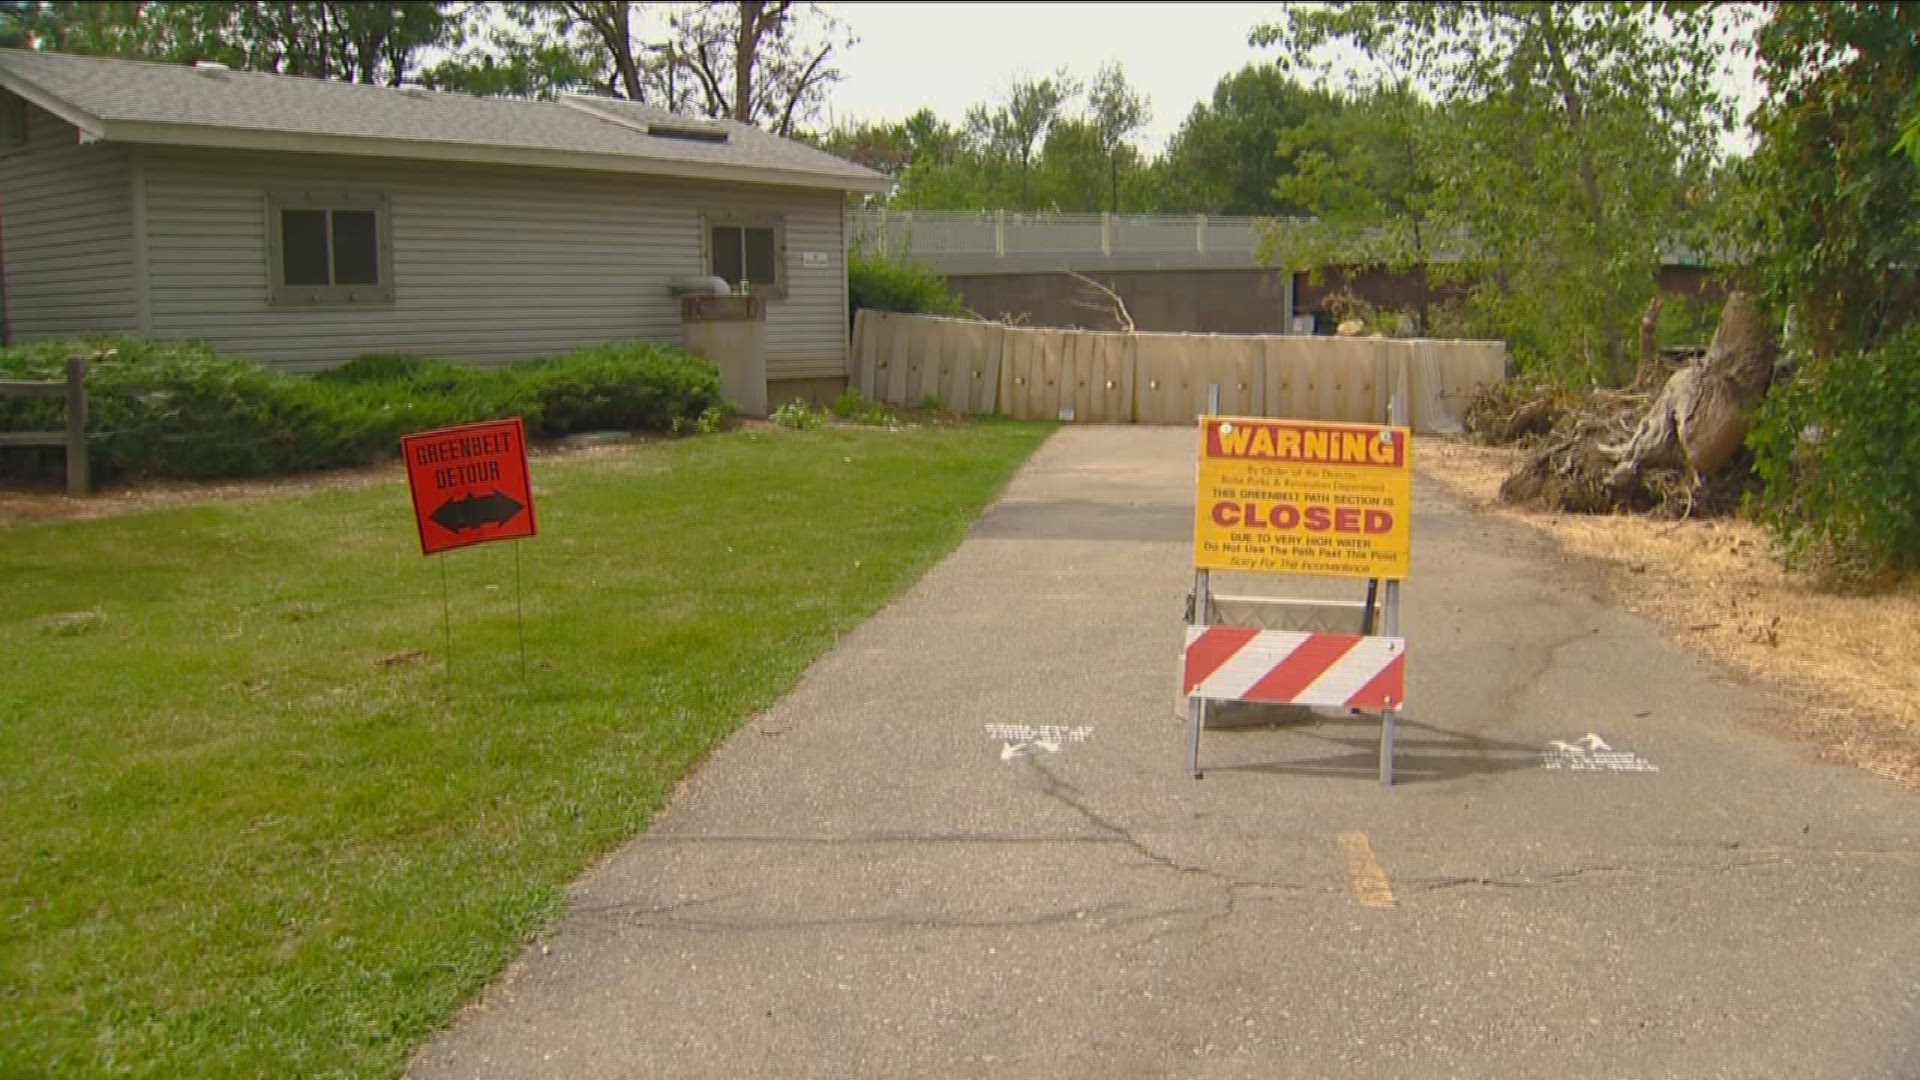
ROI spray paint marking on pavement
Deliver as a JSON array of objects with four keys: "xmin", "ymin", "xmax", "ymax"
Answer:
[
  {"xmin": 987, "ymin": 724, "xmax": 1093, "ymax": 761},
  {"xmin": 1542, "ymin": 732, "xmax": 1659, "ymax": 773},
  {"xmin": 1337, "ymin": 831, "xmax": 1397, "ymax": 909}
]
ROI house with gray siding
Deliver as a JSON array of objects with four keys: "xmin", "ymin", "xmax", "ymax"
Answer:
[{"xmin": 0, "ymin": 48, "xmax": 888, "ymax": 399}]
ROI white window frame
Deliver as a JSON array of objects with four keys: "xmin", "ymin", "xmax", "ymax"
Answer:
[
  {"xmin": 266, "ymin": 190, "xmax": 395, "ymax": 307},
  {"xmin": 701, "ymin": 212, "xmax": 787, "ymax": 300}
]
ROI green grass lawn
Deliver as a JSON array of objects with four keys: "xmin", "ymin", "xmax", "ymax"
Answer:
[{"xmin": 0, "ymin": 421, "xmax": 1050, "ymax": 1079}]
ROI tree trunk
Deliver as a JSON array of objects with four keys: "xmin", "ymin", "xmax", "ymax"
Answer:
[
  {"xmin": 1535, "ymin": 5, "xmax": 1629, "ymax": 385},
  {"xmin": 1632, "ymin": 295, "xmax": 1664, "ymax": 390},
  {"xmin": 1413, "ymin": 259, "xmax": 1430, "ymax": 337}
]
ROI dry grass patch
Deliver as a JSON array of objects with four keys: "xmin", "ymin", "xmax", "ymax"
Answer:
[{"xmin": 1420, "ymin": 436, "xmax": 1920, "ymax": 788}]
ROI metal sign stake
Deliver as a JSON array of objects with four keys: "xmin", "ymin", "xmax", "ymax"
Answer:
[
  {"xmin": 439, "ymin": 553, "xmax": 454, "ymax": 690},
  {"xmin": 1379, "ymin": 390, "xmax": 1407, "ymax": 787},
  {"xmin": 514, "ymin": 540, "xmax": 528, "ymax": 682},
  {"xmin": 1188, "ymin": 382, "xmax": 1223, "ymax": 778}
]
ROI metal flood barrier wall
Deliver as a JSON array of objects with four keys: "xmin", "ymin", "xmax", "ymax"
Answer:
[{"xmin": 849, "ymin": 310, "xmax": 1510, "ymax": 433}]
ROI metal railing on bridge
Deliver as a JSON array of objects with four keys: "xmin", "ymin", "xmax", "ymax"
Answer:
[
  {"xmin": 848, "ymin": 209, "xmax": 1299, "ymax": 275},
  {"xmin": 848, "ymin": 210, "xmax": 1711, "ymax": 277}
]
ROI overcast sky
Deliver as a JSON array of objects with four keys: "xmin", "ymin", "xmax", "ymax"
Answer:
[
  {"xmin": 817, "ymin": 2, "xmax": 1762, "ymax": 153},
  {"xmin": 820, "ymin": 2, "xmax": 1273, "ymax": 151}
]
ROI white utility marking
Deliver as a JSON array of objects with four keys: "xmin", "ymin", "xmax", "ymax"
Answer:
[
  {"xmin": 989, "ymin": 724, "xmax": 1092, "ymax": 761},
  {"xmin": 1542, "ymin": 733, "xmax": 1657, "ymax": 773}
]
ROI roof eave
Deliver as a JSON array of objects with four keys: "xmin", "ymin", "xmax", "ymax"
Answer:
[
  {"xmin": 0, "ymin": 68, "xmax": 106, "ymax": 139},
  {"xmin": 99, "ymin": 118, "xmax": 894, "ymax": 194}
]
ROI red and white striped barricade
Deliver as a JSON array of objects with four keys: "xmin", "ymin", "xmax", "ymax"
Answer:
[
  {"xmin": 1183, "ymin": 627, "xmax": 1404, "ymax": 712},
  {"xmin": 1184, "ymin": 397, "xmax": 1413, "ymax": 785}
]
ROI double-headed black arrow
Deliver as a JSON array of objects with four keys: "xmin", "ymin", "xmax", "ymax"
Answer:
[{"xmin": 430, "ymin": 490, "xmax": 524, "ymax": 532}]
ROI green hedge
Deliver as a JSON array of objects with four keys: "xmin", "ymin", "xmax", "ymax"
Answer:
[
  {"xmin": 848, "ymin": 250, "xmax": 965, "ymax": 331},
  {"xmin": 1750, "ymin": 328, "xmax": 1920, "ymax": 581},
  {"xmin": 0, "ymin": 338, "xmax": 720, "ymax": 483}
]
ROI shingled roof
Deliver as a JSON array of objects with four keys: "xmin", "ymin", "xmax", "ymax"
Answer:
[{"xmin": 0, "ymin": 48, "xmax": 890, "ymax": 194}]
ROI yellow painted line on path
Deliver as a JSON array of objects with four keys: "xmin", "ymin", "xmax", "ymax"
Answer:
[{"xmin": 1337, "ymin": 831, "xmax": 1397, "ymax": 909}]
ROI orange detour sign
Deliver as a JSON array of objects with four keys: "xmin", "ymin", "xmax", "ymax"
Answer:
[
  {"xmin": 1193, "ymin": 416, "xmax": 1412, "ymax": 581},
  {"xmin": 401, "ymin": 418, "xmax": 537, "ymax": 556}
]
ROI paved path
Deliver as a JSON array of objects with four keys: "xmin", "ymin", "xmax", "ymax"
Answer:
[{"xmin": 412, "ymin": 427, "xmax": 1919, "ymax": 1080}]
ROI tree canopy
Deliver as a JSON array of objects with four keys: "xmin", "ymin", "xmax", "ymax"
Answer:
[
  {"xmin": 1255, "ymin": 1, "xmax": 1739, "ymax": 382},
  {"xmin": 1155, "ymin": 63, "xmax": 1345, "ymax": 216},
  {"xmin": 1738, "ymin": 1, "xmax": 1920, "ymax": 357},
  {"xmin": 5, "ymin": 1, "xmax": 458, "ymax": 85}
]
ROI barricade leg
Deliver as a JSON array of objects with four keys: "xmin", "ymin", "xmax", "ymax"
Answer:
[
  {"xmin": 1379, "ymin": 709, "xmax": 1395, "ymax": 787},
  {"xmin": 1379, "ymin": 574, "xmax": 1402, "ymax": 787},
  {"xmin": 1188, "ymin": 695, "xmax": 1205, "ymax": 779}
]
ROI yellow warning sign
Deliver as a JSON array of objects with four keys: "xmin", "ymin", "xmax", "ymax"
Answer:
[{"xmin": 1193, "ymin": 416, "xmax": 1412, "ymax": 580}]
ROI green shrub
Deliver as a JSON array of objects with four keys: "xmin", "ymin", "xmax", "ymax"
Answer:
[
  {"xmin": 829, "ymin": 387, "xmax": 892, "ymax": 426},
  {"xmin": 311, "ymin": 352, "xmax": 450, "ymax": 385},
  {"xmin": 1749, "ymin": 328, "xmax": 1920, "ymax": 580},
  {"xmin": 507, "ymin": 342, "xmax": 721, "ymax": 438},
  {"xmin": 0, "ymin": 337, "xmax": 720, "ymax": 483},
  {"xmin": 848, "ymin": 251, "xmax": 965, "ymax": 331},
  {"xmin": 1654, "ymin": 293, "xmax": 1724, "ymax": 356},
  {"xmin": 693, "ymin": 401, "xmax": 735, "ymax": 434},
  {"xmin": 770, "ymin": 399, "xmax": 823, "ymax": 430}
]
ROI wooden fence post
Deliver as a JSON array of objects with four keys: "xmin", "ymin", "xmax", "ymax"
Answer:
[{"xmin": 64, "ymin": 355, "xmax": 87, "ymax": 496}]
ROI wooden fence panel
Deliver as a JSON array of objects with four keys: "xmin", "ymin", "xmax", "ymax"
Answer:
[
  {"xmin": 1262, "ymin": 336, "xmax": 1312, "ymax": 421},
  {"xmin": 1409, "ymin": 338, "xmax": 1507, "ymax": 433},
  {"xmin": 855, "ymin": 313, "xmax": 1506, "ymax": 431},
  {"xmin": 1132, "ymin": 335, "xmax": 1256, "ymax": 424},
  {"xmin": 946, "ymin": 320, "xmax": 1001, "ymax": 414},
  {"xmin": 883, "ymin": 313, "xmax": 915, "ymax": 405},
  {"xmin": 1325, "ymin": 337, "xmax": 1389, "ymax": 423},
  {"xmin": 850, "ymin": 309, "xmax": 880, "ymax": 399},
  {"xmin": 995, "ymin": 325, "xmax": 1027, "ymax": 417},
  {"xmin": 1208, "ymin": 337, "xmax": 1266, "ymax": 419},
  {"xmin": 999, "ymin": 327, "xmax": 1056, "ymax": 420},
  {"xmin": 1067, "ymin": 333, "xmax": 1133, "ymax": 423},
  {"xmin": 1133, "ymin": 334, "xmax": 1192, "ymax": 424}
]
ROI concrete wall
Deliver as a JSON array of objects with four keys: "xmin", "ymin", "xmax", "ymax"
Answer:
[
  {"xmin": 944, "ymin": 260, "xmax": 1726, "ymax": 342},
  {"xmin": 0, "ymin": 98, "xmax": 138, "ymax": 340},
  {"xmin": 1291, "ymin": 264, "xmax": 1725, "ymax": 332},
  {"xmin": 946, "ymin": 268, "xmax": 1293, "ymax": 334}
]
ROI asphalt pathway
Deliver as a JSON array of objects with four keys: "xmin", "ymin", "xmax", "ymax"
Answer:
[{"xmin": 411, "ymin": 426, "xmax": 1919, "ymax": 1080}]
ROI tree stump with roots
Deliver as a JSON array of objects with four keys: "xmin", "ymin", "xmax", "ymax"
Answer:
[{"xmin": 1498, "ymin": 291, "xmax": 1775, "ymax": 516}]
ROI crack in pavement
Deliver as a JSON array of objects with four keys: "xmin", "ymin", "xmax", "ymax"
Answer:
[
  {"xmin": 632, "ymin": 832, "xmax": 1124, "ymax": 846},
  {"xmin": 1018, "ymin": 757, "xmax": 1338, "ymax": 950},
  {"xmin": 1405, "ymin": 855, "xmax": 1793, "ymax": 893},
  {"xmin": 1496, "ymin": 616, "xmax": 1598, "ymax": 723},
  {"xmin": 1023, "ymin": 757, "xmax": 1315, "ymax": 893},
  {"xmin": 568, "ymin": 900, "xmax": 1144, "ymax": 935}
]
